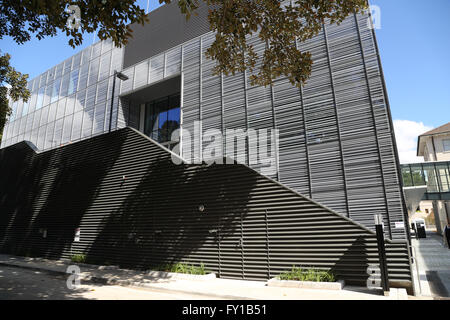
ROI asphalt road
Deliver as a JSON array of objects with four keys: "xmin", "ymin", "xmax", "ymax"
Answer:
[{"xmin": 0, "ymin": 265, "xmax": 220, "ymax": 300}]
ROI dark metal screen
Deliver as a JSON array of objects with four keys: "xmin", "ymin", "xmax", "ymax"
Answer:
[{"xmin": 0, "ymin": 128, "xmax": 412, "ymax": 288}]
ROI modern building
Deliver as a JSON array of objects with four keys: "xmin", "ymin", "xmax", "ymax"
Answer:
[
  {"xmin": 0, "ymin": 2, "xmax": 413, "ymax": 290},
  {"xmin": 410, "ymin": 121, "xmax": 450, "ymax": 234},
  {"xmin": 417, "ymin": 122, "xmax": 450, "ymax": 162}
]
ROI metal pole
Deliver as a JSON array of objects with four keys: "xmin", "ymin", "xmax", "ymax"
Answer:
[
  {"xmin": 109, "ymin": 70, "xmax": 117, "ymax": 132},
  {"xmin": 413, "ymin": 222, "xmax": 419, "ymax": 240},
  {"xmin": 375, "ymin": 216, "xmax": 390, "ymax": 294}
]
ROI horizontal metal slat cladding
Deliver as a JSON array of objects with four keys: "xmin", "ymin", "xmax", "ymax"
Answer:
[
  {"xmin": 1, "ymin": 6, "xmax": 409, "ymax": 248},
  {"xmin": 0, "ymin": 128, "xmax": 411, "ymax": 288}
]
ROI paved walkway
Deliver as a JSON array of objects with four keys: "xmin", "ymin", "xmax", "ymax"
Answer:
[
  {"xmin": 0, "ymin": 253, "xmax": 406, "ymax": 300},
  {"xmin": 0, "ymin": 265, "xmax": 222, "ymax": 300},
  {"xmin": 412, "ymin": 231, "xmax": 450, "ymax": 298}
]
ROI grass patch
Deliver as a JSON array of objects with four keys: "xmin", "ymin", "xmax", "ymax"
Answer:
[
  {"xmin": 278, "ymin": 266, "xmax": 336, "ymax": 282},
  {"xmin": 157, "ymin": 262, "xmax": 208, "ymax": 275},
  {"xmin": 70, "ymin": 254, "xmax": 87, "ymax": 263}
]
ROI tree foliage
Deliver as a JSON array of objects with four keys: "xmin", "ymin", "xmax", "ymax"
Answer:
[
  {"xmin": 0, "ymin": 52, "xmax": 30, "ymax": 140},
  {"xmin": 166, "ymin": 0, "xmax": 368, "ymax": 87},
  {"xmin": 1, "ymin": 0, "xmax": 368, "ymax": 89},
  {"xmin": 0, "ymin": 0, "xmax": 148, "ymax": 48}
]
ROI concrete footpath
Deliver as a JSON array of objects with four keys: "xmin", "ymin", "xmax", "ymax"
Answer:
[
  {"xmin": 0, "ymin": 254, "xmax": 406, "ymax": 300},
  {"xmin": 412, "ymin": 231, "xmax": 450, "ymax": 298}
]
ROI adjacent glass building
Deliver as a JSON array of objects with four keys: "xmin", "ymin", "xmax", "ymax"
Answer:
[
  {"xmin": 0, "ymin": 1, "xmax": 408, "ymax": 240},
  {"xmin": 401, "ymin": 161, "xmax": 450, "ymax": 199}
]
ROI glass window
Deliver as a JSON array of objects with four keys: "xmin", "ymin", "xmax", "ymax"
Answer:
[
  {"xmin": 22, "ymin": 100, "xmax": 29, "ymax": 116},
  {"xmin": 443, "ymin": 139, "xmax": 450, "ymax": 152},
  {"xmin": 36, "ymin": 87, "xmax": 45, "ymax": 110},
  {"xmin": 437, "ymin": 165, "xmax": 450, "ymax": 192},
  {"xmin": 60, "ymin": 73, "xmax": 70, "ymax": 98},
  {"xmin": 51, "ymin": 78, "xmax": 61, "ymax": 103},
  {"xmin": 44, "ymin": 122, "xmax": 55, "ymax": 149},
  {"xmin": 401, "ymin": 166, "xmax": 413, "ymax": 187},
  {"xmin": 68, "ymin": 69, "xmax": 79, "ymax": 95},
  {"xmin": 88, "ymin": 57, "xmax": 100, "ymax": 87},
  {"xmin": 40, "ymin": 105, "xmax": 49, "ymax": 125},
  {"xmin": 72, "ymin": 52, "xmax": 82, "ymax": 69},
  {"xmin": 10, "ymin": 101, "xmax": 18, "ymax": 121},
  {"xmin": 165, "ymin": 47, "xmax": 181, "ymax": 77},
  {"xmin": 423, "ymin": 164, "xmax": 439, "ymax": 192},
  {"xmin": 144, "ymin": 93, "xmax": 180, "ymax": 149},
  {"xmin": 410, "ymin": 165, "xmax": 426, "ymax": 186},
  {"xmin": 149, "ymin": 54, "xmax": 164, "ymax": 83},
  {"xmin": 98, "ymin": 52, "xmax": 111, "ymax": 81},
  {"xmin": 43, "ymin": 85, "xmax": 51, "ymax": 107}
]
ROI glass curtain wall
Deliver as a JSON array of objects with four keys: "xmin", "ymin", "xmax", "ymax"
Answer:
[
  {"xmin": 144, "ymin": 93, "xmax": 180, "ymax": 149},
  {"xmin": 401, "ymin": 162, "xmax": 450, "ymax": 194},
  {"xmin": 0, "ymin": 40, "xmax": 123, "ymax": 150}
]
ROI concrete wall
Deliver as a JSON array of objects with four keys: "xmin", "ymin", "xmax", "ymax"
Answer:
[
  {"xmin": 433, "ymin": 200, "xmax": 450, "ymax": 235},
  {"xmin": 422, "ymin": 134, "xmax": 450, "ymax": 162}
]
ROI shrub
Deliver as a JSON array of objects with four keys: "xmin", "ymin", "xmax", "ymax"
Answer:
[
  {"xmin": 278, "ymin": 266, "xmax": 336, "ymax": 282},
  {"xmin": 71, "ymin": 254, "xmax": 86, "ymax": 263},
  {"xmin": 157, "ymin": 262, "xmax": 207, "ymax": 275}
]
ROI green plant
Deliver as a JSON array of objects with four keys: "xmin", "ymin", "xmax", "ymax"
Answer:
[
  {"xmin": 278, "ymin": 266, "xmax": 336, "ymax": 282},
  {"xmin": 157, "ymin": 262, "xmax": 208, "ymax": 275},
  {"xmin": 71, "ymin": 254, "xmax": 86, "ymax": 264}
]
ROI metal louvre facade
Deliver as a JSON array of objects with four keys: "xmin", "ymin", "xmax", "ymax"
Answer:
[
  {"xmin": 0, "ymin": 1, "xmax": 411, "ymax": 282},
  {"xmin": 0, "ymin": 128, "xmax": 412, "ymax": 287},
  {"xmin": 116, "ymin": 8, "xmax": 407, "ymax": 239}
]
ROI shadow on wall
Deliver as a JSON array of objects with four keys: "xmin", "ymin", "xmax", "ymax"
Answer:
[
  {"xmin": 0, "ymin": 132, "xmax": 128, "ymax": 260},
  {"xmin": 0, "ymin": 143, "xmax": 36, "ymax": 251},
  {"xmin": 0, "ymin": 129, "xmax": 411, "ymax": 287},
  {"xmin": 331, "ymin": 236, "xmax": 372, "ymax": 286},
  {"xmin": 0, "ymin": 129, "xmax": 256, "ymax": 273},
  {"xmin": 85, "ymin": 157, "xmax": 256, "ymax": 271}
]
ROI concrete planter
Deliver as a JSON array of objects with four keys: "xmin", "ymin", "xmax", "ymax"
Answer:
[
  {"xmin": 61, "ymin": 258, "xmax": 217, "ymax": 281},
  {"xmin": 267, "ymin": 278, "xmax": 345, "ymax": 290},
  {"xmin": 146, "ymin": 270, "xmax": 217, "ymax": 281},
  {"xmin": 75, "ymin": 263, "xmax": 217, "ymax": 281}
]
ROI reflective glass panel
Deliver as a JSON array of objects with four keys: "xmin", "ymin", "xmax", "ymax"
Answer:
[{"xmin": 144, "ymin": 93, "xmax": 180, "ymax": 149}]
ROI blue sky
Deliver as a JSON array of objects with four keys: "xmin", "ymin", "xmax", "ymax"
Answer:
[
  {"xmin": 370, "ymin": 0, "xmax": 450, "ymax": 163},
  {"xmin": 371, "ymin": 0, "xmax": 450, "ymax": 127},
  {"xmin": 1, "ymin": 0, "xmax": 449, "ymax": 163}
]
